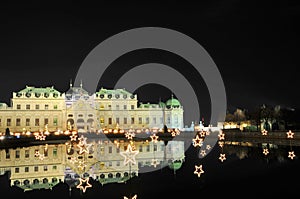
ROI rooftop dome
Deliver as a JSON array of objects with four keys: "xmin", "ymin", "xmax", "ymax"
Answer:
[
  {"xmin": 166, "ymin": 96, "xmax": 181, "ymax": 108},
  {"xmin": 168, "ymin": 159, "xmax": 183, "ymax": 171}
]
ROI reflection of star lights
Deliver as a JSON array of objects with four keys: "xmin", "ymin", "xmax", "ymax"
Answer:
[
  {"xmin": 200, "ymin": 150, "xmax": 206, "ymax": 157},
  {"xmin": 288, "ymin": 151, "xmax": 296, "ymax": 160},
  {"xmin": 286, "ymin": 130, "xmax": 294, "ymax": 138},
  {"xmin": 120, "ymin": 144, "xmax": 139, "ymax": 165},
  {"xmin": 76, "ymin": 177, "xmax": 92, "ymax": 193},
  {"xmin": 150, "ymin": 134, "xmax": 159, "ymax": 143},
  {"xmin": 261, "ymin": 129, "xmax": 268, "ymax": 136},
  {"xmin": 192, "ymin": 135, "xmax": 203, "ymax": 147},
  {"xmin": 124, "ymin": 194, "xmax": 137, "ymax": 199},
  {"xmin": 219, "ymin": 153, "xmax": 226, "ymax": 162},
  {"xmin": 194, "ymin": 164, "xmax": 204, "ymax": 177},
  {"xmin": 218, "ymin": 132, "xmax": 225, "ymax": 140},
  {"xmin": 206, "ymin": 145, "xmax": 211, "ymax": 150},
  {"xmin": 263, "ymin": 148, "xmax": 269, "ymax": 155}
]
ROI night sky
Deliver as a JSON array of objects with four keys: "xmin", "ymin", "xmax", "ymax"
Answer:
[{"xmin": 0, "ymin": 1, "xmax": 299, "ymax": 122}]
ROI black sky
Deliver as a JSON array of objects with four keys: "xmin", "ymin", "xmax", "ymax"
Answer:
[{"xmin": 0, "ymin": 1, "xmax": 299, "ymax": 121}]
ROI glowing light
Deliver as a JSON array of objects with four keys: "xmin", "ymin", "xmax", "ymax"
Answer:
[
  {"xmin": 261, "ymin": 129, "xmax": 268, "ymax": 136},
  {"xmin": 218, "ymin": 131, "xmax": 225, "ymax": 140},
  {"xmin": 124, "ymin": 194, "xmax": 137, "ymax": 199},
  {"xmin": 151, "ymin": 159, "xmax": 159, "ymax": 168},
  {"xmin": 219, "ymin": 153, "xmax": 226, "ymax": 162},
  {"xmin": 125, "ymin": 132, "xmax": 135, "ymax": 140},
  {"xmin": 263, "ymin": 148, "xmax": 269, "ymax": 155},
  {"xmin": 120, "ymin": 144, "xmax": 139, "ymax": 165},
  {"xmin": 194, "ymin": 164, "xmax": 204, "ymax": 177},
  {"xmin": 150, "ymin": 134, "xmax": 159, "ymax": 143},
  {"xmin": 286, "ymin": 130, "xmax": 294, "ymax": 138},
  {"xmin": 70, "ymin": 134, "xmax": 77, "ymax": 141},
  {"xmin": 199, "ymin": 131, "xmax": 206, "ymax": 137},
  {"xmin": 192, "ymin": 134, "xmax": 203, "ymax": 147},
  {"xmin": 288, "ymin": 151, "xmax": 296, "ymax": 160},
  {"xmin": 76, "ymin": 177, "xmax": 92, "ymax": 193},
  {"xmin": 200, "ymin": 150, "xmax": 206, "ymax": 157},
  {"xmin": 206, "ymin": 145, "xmax": 211, "ymax": 150}
]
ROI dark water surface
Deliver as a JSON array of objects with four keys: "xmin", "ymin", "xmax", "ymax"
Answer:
[{"xmin": 1, "ymin": 131, "xmax": 300, "ymax": 198}]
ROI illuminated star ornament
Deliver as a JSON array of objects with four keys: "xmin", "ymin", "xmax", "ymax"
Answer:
[
  {"xmin": 76, "ymin": 177, "xmax": 92, "ymax": 193},
  {"xmin": 192, "ymin": 134, "xmax": 203, "ymax": 147},
  {"xmin": 218, "ymin": 131, "xmax": 225, "ymax": 140},
  {"xmin": 219, "ymin": 153, "xmax": 226, "ymax": 162},
  {"xmin": 261, "ymin": 129, "xmax": 268, "ymax": 136},
  {"xmin": 150, "ymin": 134, "xmax": 159, "ymax": 143},
  {"xmin": 194, "ymin": 164, "xmax": 204, "ymax": 177},
  {"xmin": 286, "ymin": 130, "xmax": 294, "ymax": 138},
  {"xmin": 120, "ymin": 144, "xmax": 139, "ymax": 165},
  {"xmin": 124, "ymin": 194, "xmax": 137, "ymax": 199},
  {"xmin": 288, "ymin": 151, "xmax": 296, "ymax": 160},
  {"xmin": 262, "ymin": 148, "xmax": 269, "ymax": 156}
]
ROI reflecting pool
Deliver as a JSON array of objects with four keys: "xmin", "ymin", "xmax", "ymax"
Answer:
[{"xmin": 1, "ymin": 129, "xmax": 300, "ymax": 198}]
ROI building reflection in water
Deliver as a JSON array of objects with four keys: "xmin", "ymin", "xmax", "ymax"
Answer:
[
  {"xmin": 1, "ymin": 132, "xmax": 299, "ymax": 196},
  {"xmin": 0, "ymin": 136, "xmax": 185, "ymax": 193}
]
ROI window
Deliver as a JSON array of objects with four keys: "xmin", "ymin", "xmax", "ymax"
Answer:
[
  {"xmin": 138, "ymin": 117, "xmax": 142, "ymax": 124},
  {"xmin": 131, "ymin": 117, "xmax": 135, "ymax": 124},
  {"xmin": 146, "ymin": 145, "xmax": 150, "ymax": 152},
  {"xmin": 167, "ymin": 117, "xmax": 171, "ymax": 124},
  {"xmin": 154, "ymin": 145, "xmax": 157, "ymax": 151},
  {"xmin": 25, "ymin": 167, "xmax": 29, "ymax": 172},
  {"xmin": 26, "ymin": 118, "xmax": 30, "ymax": 126},
  {"xmin": 123, "ymin": 117, "xmax": 127, "ymax": 124},
  {"xmin": 139, "ymin": 145, "xmax": 143, "ymax": 152},
  {"xmin": 34, "ymin": 166, "xmax": 39, "ymax": 172},
  {"xmin": 44, "ymin": 118, "xmax": 48, "ymax": 126},
  {"xmin": 53, "ymin": 105, "xmax": 58, "ymax": 109},
  {"xmin": 108, "ymin": 104, "xmax": 111, "ymax": 109},
  {"xmin": 25, "ymin": 150, "xmax": 30, "ymax": 158},
  {"xmin": 7, "ymin": 118, "xmax": 11, "ymax": 126},
  {"xmin": 17, "ymin": 104, "xmax": 21, "ymax": 109},
  {"xmin": 109, "ymin": 146, "xmax": 112, "ymax": 153},
  {"xmin": 26, "ymin": 104, "xmax": 30, "ymax": 110},
  {"xmin": 153, "ymin": 117, "xmax": 156, "ymax": 124},
  {"xmin": 52, "ymin": 165, "xmax": 57, "ymax": 170},
  {"xmin": 53, "ymin": 118, "xmax": 58, "ymax": 126},
  {"xmin": 123, "ymin": 105, "xmax": 127, "ymax": 110},
  {"xmin": 108, "ymin": 118, "xmax": 112, "ymax": 125},
  {"xmin": 15, "ymin": 150, "xmax": 20, "ymax": 158},
  {"xmin": 16, "ymin": 118, "xmax": 21, "ymax": 126},
  {"xmin": 45, "ymin": 104, "xmax": 49, "ymax": 110},
  {"xmin": 131, "ymin": 105, "xmax": 134, "ymax": 110},
  {"xmin": 35, "ymin": 118, "xmax": 39, "ymax": 126},
  {"xmin": 0, "ymin": 118, "xmax": 1, "ymax": 126},
  {"xmin": 6, "ymin": 150, "xmax": 10, "ymax": 159},
  {"xmin": 116, "ymin": 117, "xmax": 119, "ymax": 124},
  {"xmin": 53, "ymin": 148, "xmax": 57, "ymax": 157},
  {"xmin": 43, "ymin": 165, "xmax": 48, "ymax": 171},
  {"xmin": 15, "ymin": 168, "xmax": 20, "ymax": 173},
  {"xmin": 146, "ymin": 117, "xmax": 149, "ymax": 124},
  {"xmin": 100, "ymin": 117, "xmax": 104, "ymax": 124},
  {"xmin": 35, "ymin": 104, "xmax": 39, "ymax": 110}
]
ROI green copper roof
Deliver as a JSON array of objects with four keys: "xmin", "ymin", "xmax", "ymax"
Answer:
[
  {"xmin": 15, "ymin": 180, "xmax": 61, "ymax": 191},
  {"xmin": 168, "ymin": 160, "xmax": 183, "ymax": 171},
  {"xmin": 96, "ymin": 88, "xmax": 133, "ymax": 96},
  {"xmin": 18, "ymin": 86, "xmax": 61, "ymax": 95},
  {"xmin": 166, "ymin": 97, "xmax": 181, "ymax": 107}
]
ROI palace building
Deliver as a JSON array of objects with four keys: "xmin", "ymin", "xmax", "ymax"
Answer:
[{"xmin": 0, "ymin": 83, "xmax": 184, "ymax": 133}]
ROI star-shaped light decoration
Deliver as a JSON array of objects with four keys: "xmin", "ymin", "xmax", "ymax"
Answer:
[
  {"xmin": 151, "ymin": 158, "xmax": 159, "ymax": 168},
  {"xmin": 286, "ymin": 130, "xmax": 294, "ymax": 139},
  {"xmin": 124, "ymin": 194, "xmax": 137, "ymax": 199},
  {"xmin": 69, "ymin": 156, "xmax": 78, "ymax": 164},
  {"xmin": 200, "ymin": 150, "xmax": 206, "ymax": 157},
  {"xmin": 218, "ymin": 131, "xmax": 225, "ymax": 140},
  {"xmin": 192, "ymin": 134, "xmax": 203, "ymax": 147},
  {"xmin": 125, "ymin": 132, "xmax": 135, "ymax": 140},
  {"xmin": 194, "ymin": 164, "xmax": 204, "ymax": 177},
  {"xmin": 218, "ymin": 141, "xmax": 224, "ymax": 148},
  {"xmin": 150, "ymin": 134, "xmax": 159, "ymax": 143},
  {"xmin": 120, "ymin": 144, "xmax": 139, "ymax": 165},
  {"xmin": 262, "ymin": 148, "xmax": 269, "ymax": 156},
  {"xmin": 206, "ymin": 145, "xmax": 211, "ymax": 150},
  {"xmin": 76, "ymin": 177, "xmax": 92, "ymax": 193},
  {"xmin": 199, "ymin": 130, "xmax": 206, "ymax": 137},
  {"xmin": 171, "ymin": 130, "xmax": 177, "ymax": 137},
  {"xmin": 288, "ymin": 151, "xmax": 296, "ymax": 160},
  {"xmin": 70, "ymin": 134, "xmax": 77, "ymax": 141},
  {"xmin": 261, "ymin": 129, "xmax": 268, "ymax": 136},
  {"xmin": 219, "ymin": 153, "xmax": 226, "ymax": 162}
]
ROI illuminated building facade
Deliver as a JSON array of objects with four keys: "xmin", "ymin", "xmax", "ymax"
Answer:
[{"xmin": 0, "ymin": 83, "xmax": 184, "ymax": 133}]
